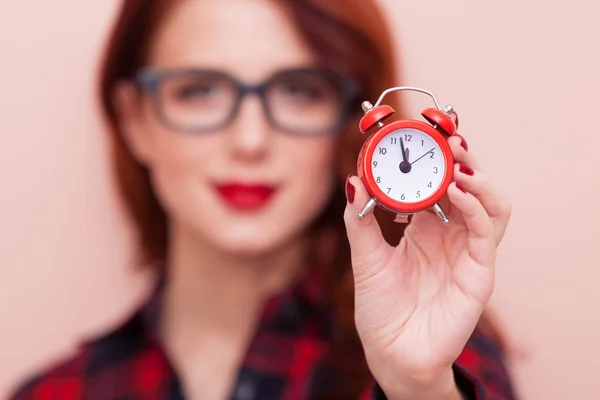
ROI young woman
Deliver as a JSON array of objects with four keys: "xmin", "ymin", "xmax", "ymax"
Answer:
[{"xmin": 10, "ymin": 0, "xmax": 517, "ymax": 399}]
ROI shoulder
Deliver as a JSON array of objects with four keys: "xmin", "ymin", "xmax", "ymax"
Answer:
[
  {"xmin": 7, "ymin": 313, "xmax": 162, "ymax": 400},
  {"xmin": 7, "ymin": 346, "xmax": 94, "ymax": 400}
]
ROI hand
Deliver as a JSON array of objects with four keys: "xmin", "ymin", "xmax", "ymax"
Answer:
[{"xmin": 344, "ymin": 135, "xmax": 511, "ymax": 399}]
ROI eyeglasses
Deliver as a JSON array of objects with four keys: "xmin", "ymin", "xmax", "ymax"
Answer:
[{"xmin": 134, "ymin": 67, "xmax": 360, "ymax": 136}]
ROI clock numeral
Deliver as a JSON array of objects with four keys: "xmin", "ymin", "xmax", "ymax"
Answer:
[
  {"xmin": 373, "ymin": 161, "xmax": 378, "ymax": 168},
  {"xmin": 376, "ymin": 176, "xmax": 381, "ymax": 183},
  {"xmin": 387, "ymin": 188, "xmax": 391, "ymax": 194},
  {"xmin": 404, "ymin": 134, "xmax": 412, "ymax": 142},
  {"xmin": 378, "ymin": 147, "xmax": 387, "ymax": 155},
  {"xmin": 430, "ymin": 151, "xmax": 435, "ymax": 158},
  {"xmin": 401, "ymin": 193, "xmax": 406, "ymax": 200},
  {"xmin": 427, "ymin": 181, "xmax": 433, "ymax": 188},
  {"xmin": 421, "ymin": 139, "xmax": 424, "ymax": 146},
  {"xmin": 433, "ymin": 167, "xmax": 438, "ymax": 174},
  {"xmin": 416, "ymin": 191, "xmax": 421, "ymax": 198},
  {"xmin": 390, "ymin": 137, "xmax": 397, "ymax": 145}
]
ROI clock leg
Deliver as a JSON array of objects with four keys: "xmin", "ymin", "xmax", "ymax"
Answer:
[
  {"xmin": 358, "ymin": 198, "xmax": 377, "ymax": 220},
  {"xmin": 432, "ymin": 203, "xmax": 450, "ymax": 225},
  {"xmin": 393, "ymin": 213, "xmax": 410, "ymax": 223}
]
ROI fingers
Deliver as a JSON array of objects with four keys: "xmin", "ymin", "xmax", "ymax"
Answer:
[
  {"xmin": 446, "ymin": 182, "xmax": 496, "ymax": 267},
  {"xmin": 449, "ymin": 134, "xmax": 511, "ymax": 244},
  {"xmin": 343, "ymin": 175, "xmax": 392, "ymax": 279},
  {"xmin": 448, "ymin": 134, "xmax": 480, "ymax": 170},
  {"xmin": 453, "ymin": 163, "xmax": 511, "ymax": 243}
]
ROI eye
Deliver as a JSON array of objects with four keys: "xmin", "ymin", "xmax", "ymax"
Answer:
[
  {"xmin": 271, "ymin": 73, "xmax": 337, "ymax": 104},
  {"xmin": 175, "ymin": 82, "xmax": 221, "ymax": 100},
  {"xmin": 278, "ymin": 82, "xmax": 324, "ymax": 101}
]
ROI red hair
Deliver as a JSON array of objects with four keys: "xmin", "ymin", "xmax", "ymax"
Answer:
[{"xmin": 98, "ymin": 0, "xmax": 505, "ymax": 397}]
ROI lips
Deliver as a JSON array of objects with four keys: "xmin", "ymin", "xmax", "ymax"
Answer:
[{"xmin": 214, "ymin": 183, "xmax": 277, "ymax": 211}]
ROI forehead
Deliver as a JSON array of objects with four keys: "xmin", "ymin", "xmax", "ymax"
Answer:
[{"xmin": 146, "ymin": 0, "xmax": 316, "ymax": 80}]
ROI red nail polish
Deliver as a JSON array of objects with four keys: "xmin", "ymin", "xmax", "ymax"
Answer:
[
  {"xmin": 345, "ymin": 175, "xmax": 355, "ymax": 204},
  {"xmin": 456, "ymin": 134, "xmax": 468, "ymax": 151},
  {"xmin": 450, "ymin": 110, "xmax": 459, "ymax": 130},
  {"xmin": 458, "ymin": 162, "xmax": 474, "ymax": 176},
  {"xmin": 456, "ymin": 182, "xmax": 467, "ymax": 193}
]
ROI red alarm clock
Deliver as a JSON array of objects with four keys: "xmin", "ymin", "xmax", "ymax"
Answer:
[{"xmin": 356, "ymin": 87, "xmax": 459, "ymax": 224}]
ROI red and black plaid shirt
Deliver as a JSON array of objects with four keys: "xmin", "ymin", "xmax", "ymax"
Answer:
[{"xmin": 8, "ymin": 276, "xmax": 517, "ymax": 399}]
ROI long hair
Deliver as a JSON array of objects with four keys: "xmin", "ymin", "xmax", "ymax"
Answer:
[{"xmin": 98, "ymin": 0, "xmax": 504, "ymax": 398}]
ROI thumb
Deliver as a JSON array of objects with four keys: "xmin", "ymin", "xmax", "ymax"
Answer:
[{"xmin": 343, "ymin": 175, "xmax": 391, "ymax": 274}]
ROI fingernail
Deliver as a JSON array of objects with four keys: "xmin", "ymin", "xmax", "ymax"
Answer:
[
  {"xmin": 345, "ymin": 174, "xmax": 355, "ymax": 204},
  {"xmin": 456, "ymin": 134, "xmax": 468, "ymax": 151},
  {"xmin": 456, "ymin": 182, "xmax": 467, "ymax": 193},
  {"xmin": 458, "ymin": 162, "xmax": 474, "ymax": 176}
]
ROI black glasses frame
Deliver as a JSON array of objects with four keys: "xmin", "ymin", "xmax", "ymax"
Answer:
[{"xmin": 134, "ymin": 67, "xmax": 361, "ymax": 136}]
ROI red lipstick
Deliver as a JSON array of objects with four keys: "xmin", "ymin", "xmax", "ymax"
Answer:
[{"xmin": 214, "ymin": 183, "xmax": 277, "ymax": 210}]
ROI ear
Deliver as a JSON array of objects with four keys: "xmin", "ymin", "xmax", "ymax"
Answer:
[{"xmin": 112, "ymin": 81, "xmax": 155, "ymax": 166}]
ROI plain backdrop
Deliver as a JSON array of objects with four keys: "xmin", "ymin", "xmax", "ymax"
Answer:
[{"xmin": 1, "ymin": 0, "xmax": 599, "ymax": 398}]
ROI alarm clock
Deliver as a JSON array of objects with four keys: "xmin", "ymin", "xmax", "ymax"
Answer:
[{"xmin": 356, "ymin": 86, "xmax": 458, "ymax": 224}]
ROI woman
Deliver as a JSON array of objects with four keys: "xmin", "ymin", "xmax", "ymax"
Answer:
[{"xmin": 9, "ymin": 0, "xmax": 516, "ymax": 399}]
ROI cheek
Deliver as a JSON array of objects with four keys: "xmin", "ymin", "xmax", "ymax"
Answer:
[
  {"xmin": 284, "ymin": 138, "xmax": 337, "ymax": 209},
  {"xmin": 137, "ymin": 103, "xmax": 213, "ymax": 169},
  {"xmin": 142, "ymin": 106, "xmax": 219, "ymax": 170},
  {"xmin": 141, "ymin": 121, "xmax": 216, "ymax": 212}
]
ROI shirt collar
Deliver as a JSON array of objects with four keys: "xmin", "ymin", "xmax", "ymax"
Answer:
[{"xmin": 139, "ymin": 268, "xmax": 326, "ymax": 342}]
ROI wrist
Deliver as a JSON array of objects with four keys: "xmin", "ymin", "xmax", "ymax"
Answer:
[{"xmin": 380, "ymin": 366, "xmax": 463, "ymax": 400}]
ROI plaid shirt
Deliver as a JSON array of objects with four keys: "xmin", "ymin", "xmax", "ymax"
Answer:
[{"xmin": 9, "ymin": 276, "xmax": 517, "ymax": 400}]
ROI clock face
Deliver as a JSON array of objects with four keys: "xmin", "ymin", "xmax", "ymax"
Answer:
[{"xmin": 370, "ymin": 128, "xmax": 446, "ymax": 203}]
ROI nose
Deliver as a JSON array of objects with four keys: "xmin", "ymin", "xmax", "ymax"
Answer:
[{"xmin": 228, "ymin": 96, "xmax": 271, "ymax": 162}]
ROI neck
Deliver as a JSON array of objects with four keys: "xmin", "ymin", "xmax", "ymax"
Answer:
[
  {"xmin": 158, "ymin": 221, "xmax": 307, "ymax": 399},
  {"xmin": 160, "ymin": 219, "xmax": 307, "ymax": 337}
]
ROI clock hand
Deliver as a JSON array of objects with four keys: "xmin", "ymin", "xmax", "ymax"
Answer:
[
  {"xmin": 400, "ymin": 137, "xmax": 408, "ymax": 163},
  {"xmin": 410, "ymin": 147, "xmax": 435, "ymax": 166},
  {"xmin": 399, "ymin": 138, "xmax": 411, "ymax": 173}
]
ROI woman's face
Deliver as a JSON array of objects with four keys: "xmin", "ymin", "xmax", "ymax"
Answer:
[{"xmin": 118, "ymin": 0, "xmax": 349, "ymax": 256}]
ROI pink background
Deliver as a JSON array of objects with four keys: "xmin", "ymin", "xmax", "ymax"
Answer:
[{"xmin": 1, "ymin": 0, "xmax": 599, "ymax": 398}]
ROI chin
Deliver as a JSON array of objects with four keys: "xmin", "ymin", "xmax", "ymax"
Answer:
[
  {"xmin": 210, "ymin": 225, "xmax": 294, "ymax": 257},
  {"xmin": 196, "ymin": 188, "xmax": 306, "ymax": 257},
  {"xmin": 197, "ymin": 202, "xmax": 307, "ymax": 258},
  {"xmin": 222, "ymin": 237, "xmax": 282, "ymax": 257},
  {"xmin": 172, "ymin": 182, "xmax": 330, "ymax": 259}
]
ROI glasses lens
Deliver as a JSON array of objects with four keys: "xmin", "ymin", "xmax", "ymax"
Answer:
[
  {"xmin": 266, "ymin": 71, "xmax": 346, "ymax": 135},
  {"xmin": 157, "ymin": 71, "xmax": 236, "ymax": 131}
]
